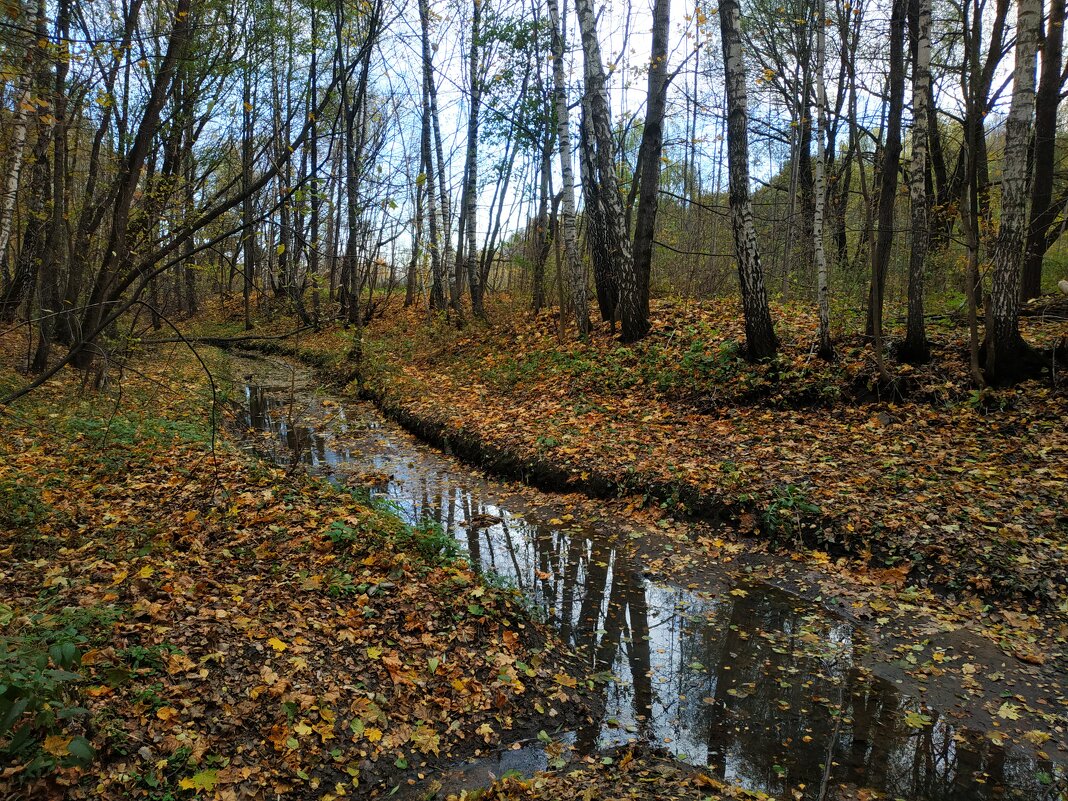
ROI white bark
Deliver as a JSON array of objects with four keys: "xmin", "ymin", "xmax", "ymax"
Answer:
[
  {"xmin": 547, "ymin": 0, "xmax": 589, "ymax": 335},
  {"xmin": 719, "ymin": 0, "xmax": 777, "ymax": 357},
  {"xmin": 985, "ymin": 0, "xmax": 1040, "ymax": 380},
  {"xmin": 0, "ymin": 6, "xmax": 36, "ymax": 279},
  {"xmin": 573, "ymin": 0, "xmax": 645, "ymax": 340}
]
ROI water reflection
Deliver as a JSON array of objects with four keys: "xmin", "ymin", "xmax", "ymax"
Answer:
[{"xmin": 234, "ymin": 364, "xmax": 1065, "ymax": 801}]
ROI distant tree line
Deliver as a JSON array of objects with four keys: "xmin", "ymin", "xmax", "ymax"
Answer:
[{"xmin": 0, "ymin": 0, "xmax": 1065, "ymax": 397}]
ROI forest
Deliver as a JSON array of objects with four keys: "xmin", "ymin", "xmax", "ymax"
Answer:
[{"xmin": 0, "ymin": 0, "xmax": 1067, "ymax": 797}]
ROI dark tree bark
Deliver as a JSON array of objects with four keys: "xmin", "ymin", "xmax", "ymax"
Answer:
[
  {"xmin": 631, "ymin": 0, "xmax": 670, "ymax": 325},
  {"xmin": 901, "ymin": 0, "xmax": 932, "ymax": 363},
  {"xmin": 866, "ymin": 0, "xmax": 905, "ymax": 352}
]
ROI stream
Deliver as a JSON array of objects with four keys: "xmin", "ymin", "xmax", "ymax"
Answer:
[{"xmin": 225, "ymin": 352, "xmax": 1065, "ymax": 801}]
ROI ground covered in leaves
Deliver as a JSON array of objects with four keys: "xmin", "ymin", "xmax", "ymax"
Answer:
[
  {"xmin": 0, "ymin": 339, "xmax": 592, "ymax": 799},
  {"xmin": 359, "ymin": 298, "xmax": 1065, "ymax": 606},
  {"xmin": 197, "ymin": 296, "xmax": 1067, "ymax": 610}
]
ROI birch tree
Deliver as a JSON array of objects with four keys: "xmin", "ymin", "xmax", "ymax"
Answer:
[
  {"xmin": 984, "ymin": 0, "xmax": 1042, "ymax": 384},
  {"xmin": 719, "ymin": 0, "xmax": 777, "ymax": 359},
  {"xmin": 1021, "ymin": 0, "xmax": 1067, "ymax": 300},
  {"xmin": 574, "ymin": 0, "xmax": 647, "ymax": 341},
  {"xmin": 0, "ymin": 0, "xmax": 37, "ymax": 285},
  {"xmin": 812, "ymin": 0, "xmax": 832, "ymax": 359},
  {"xmin": 547, "ymin": 0, "xmax": 590, "ymax": 336}
]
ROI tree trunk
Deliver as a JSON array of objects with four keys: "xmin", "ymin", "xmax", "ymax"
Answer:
[
  {"xmin": 459, "ymin": 0, "xmax": 483, "ymax": 317},
  {"xmin": 579, "ymin": 105, "xmax": 616, "ymax": 323},
  {"xmin": 418, "ymin": 0, "xmax": 445, "ymax": 310},
  {"xmin": 548, "ymin": 0, "xmax": 590, "ymax": 336},
  {"xmin": 631, "ymin": 0, "xmax": 670, "ymax": 328},
  {"xmin": 31, "ymin": 0, "xmax": 70, "ymax": 373},
  {"xmin": 866, "ymin": 0, "xmax": 905, "ymax": 358},
  {"xmin": 719, "ymin": 0, "xmax": 778, "ymax": 359},
  {"xmin": 0, "ymin": 0, "xmax": 38, "ymax": 287},
  {"xmin": 1021, "ymin": 0, "xmax": 1066, "ymax": 300},
  {"xmin": 574, "ymin": 0, "xmax": 647, "ymax": 341},
  {"xmin": 901, "ymin": 0, "xmax": 931, "ymax": 362},
  {"xmin": 984, "ymin": 0, "xmax": 1042, "ymax": 384},
  {"xmin": 812, "ymin": 0, "xmax": 832, "ymax": 358}
]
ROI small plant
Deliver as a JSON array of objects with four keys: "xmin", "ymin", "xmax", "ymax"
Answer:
[
  {"xmin": 402, "ymin": 518, "xmax": 461, "ymax": 565},
  {"xmin": 0, "ymin": 481, "xmax": 53, "ymax": 532},
  {"xmin": 325, "ymin": 570, "xmax": 366, "ymax": 597},
  {"xmin": 762, "ymin": 483, "xmax": 821, "ymax": 541},
  {"xmin": 325, "ymin": 521, "xmax": 360, "ymax": 548},
  {"xmin": 0, "ymin": 607, "xmax": 120, "ymax": 777}
]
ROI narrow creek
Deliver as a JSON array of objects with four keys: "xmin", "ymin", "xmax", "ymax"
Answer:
[{"xmin": 225, "ymin": 352, "xmax": 1064, "ymax": 801}]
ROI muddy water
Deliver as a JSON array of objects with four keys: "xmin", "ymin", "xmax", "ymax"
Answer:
[{"xmin": 227, "ymin": 353, "xmax": 1064, "ymax": 801}]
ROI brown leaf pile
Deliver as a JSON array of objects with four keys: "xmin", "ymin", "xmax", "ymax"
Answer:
[{"xmin": 0, "ymin": 343, "xmax": 589, "ymax": 799}]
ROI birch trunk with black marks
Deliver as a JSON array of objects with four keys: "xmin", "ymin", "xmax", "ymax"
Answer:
[
  {"xmin": 574, "ymin": 0, "xmax": 647, "ymax": 341},
  {"xmin": 812, "ymin": 0, "xmax": 832, "ymax": 359},
  {"xmin": 579, "ymin": 104, "xmax": 615, "ymax": 323},
  {"xmin": 984, "ymin": 0, "xmax": 1041, "ymax": 384},
  {"xmin": 0, "ymin": 0, "xmax": 38, "ymax": 287},
  {"xmin": 719, "ymin": 0, "xmax": 777, "ymax": 359}
]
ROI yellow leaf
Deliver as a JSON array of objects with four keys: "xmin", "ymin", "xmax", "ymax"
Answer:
[
  {"xmin": 729, "ymin": 588, "xmax": 748, "ymax": 597},
  {"xmin": 137, "ymin": 565, "xmax": 154, "ymax": 579},
  {"xmin": 267, "ymin": 637, "xmax": 288, "ymax": 652},
  {"xmin": 365, "ymin": 727, "xmax": 383, "ymax": 743},
  {"xmin": 156, "ymin": 706, "xmax": 179, "ymax": 721},
  {"xmin": 553, "ymin": 672, "xmax": 577, "ymax": 688},
  {"xmin": 996, "ymin": 702, "xmax": 1021, "ymax": 721},
  {"xmin": 43, "ymin": 735, "xmax": 71, "ymax": 757}
]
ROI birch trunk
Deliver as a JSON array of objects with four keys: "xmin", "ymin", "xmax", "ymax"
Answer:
[
  {"xmin": 573, "ymin": 0, "xmax": 647, "ymax": 341},
  {"xmin": 902, "ymin": 0, "xmax": 931, "ymax": 362},
  {"xmin": 719, "ymin": 0, "xmax": 777, "ymax": 359},
  {"xmin": 548, "ymin": 0, "xmax": 590, "ymax": 336},
  {"xmin": 812, "ymin": 0, "xmax": 832, "ymax": 358},
  {"xmin": 984, "ymin": 0, "xmax": 1041, "ymax": 383},
  {"xmin": 0, "ymin": 0, "xmax": 37, "ymax": 286}
]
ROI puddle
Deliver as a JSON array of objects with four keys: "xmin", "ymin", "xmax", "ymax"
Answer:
[{"xmin": 227, "ymin": 353, "xmax": 1065, "ymax": 800}]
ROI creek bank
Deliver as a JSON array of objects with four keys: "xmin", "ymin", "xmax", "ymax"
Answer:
[
  {"xmin": 225, "ymin": 324, "xmax": 1066, "ymax": 614},
  {"xmin": 223, "ymin": 349, "xmax": 1068, "ymax": 801}
]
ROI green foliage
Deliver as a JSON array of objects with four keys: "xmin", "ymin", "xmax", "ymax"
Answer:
[
  {"xmin": 64, "ymin": 413, "xmax": 210, "ymax": 450},
  {"xmin": 762, "ymin": 483, "xmax": 821, "ymax": 541},
  {"xmin": 0, "ymin": 606, "xmax": 120, "ymax": 778},
  {"xmin": 0, "ymin": 480, "xmax": 53, "ymax": 532},
  {"xmin": 400, "ymin": 518, "xmax": 461, "ymax": 565}
]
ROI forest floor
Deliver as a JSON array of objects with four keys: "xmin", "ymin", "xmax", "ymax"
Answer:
[
  {"xmin": 187, "ymin": 295, "xmax": 1068, "ymax": 668},
  {"xmin": 0, "ymin": 333, "xmax": 596, "ymax": 799}
]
